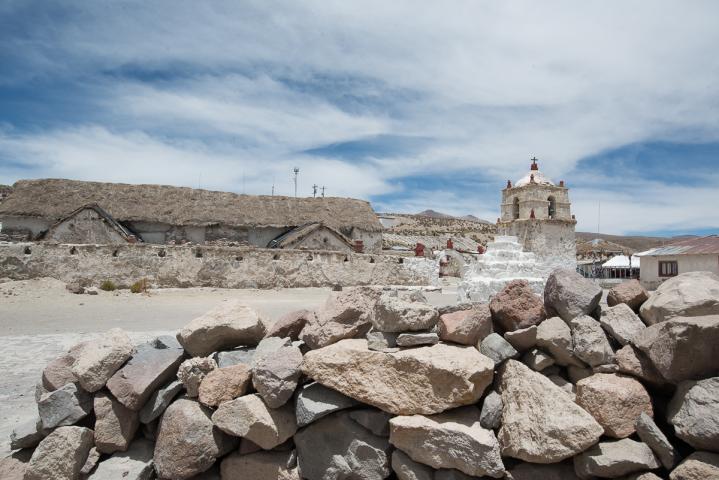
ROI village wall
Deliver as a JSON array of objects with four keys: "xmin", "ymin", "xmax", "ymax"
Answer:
[
  {"xmin": 639, "ymin": 253, "xmax": 719, "ymax": 290},
  {"xmin": 0, "ymin": 242, "xmax": 436, "ymax": 289},
  {"xmin": 0, "ymin": 215, "xmax": 51, "ymax": 240}
]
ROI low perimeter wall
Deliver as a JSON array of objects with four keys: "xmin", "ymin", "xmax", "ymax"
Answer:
[{"xmin": 0, "ymin": 242, "xmax": 437, "ymax": 289}]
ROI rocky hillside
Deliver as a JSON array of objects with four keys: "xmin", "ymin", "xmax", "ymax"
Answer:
[
  {"xmin": 6, "ymin": 271, "xmax": 719, "ymax": 478},
  {"xmin": 381, "ymin": 212, "xmax": 496, "ymax": 250},
  {"xmin": 576, "ymin": 232, "xmax": 687, "ymax": 253}
]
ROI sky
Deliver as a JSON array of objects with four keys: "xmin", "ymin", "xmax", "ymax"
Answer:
[{"xmin": 1, "ymin": 1, "xmax": 718, "ymax": 236}]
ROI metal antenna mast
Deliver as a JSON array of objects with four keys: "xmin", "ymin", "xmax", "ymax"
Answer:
[
  {"xmin": 321, "ymin": 186, "xmax": 326, "ymax": 198},
  {"xmin": 312, "ymin": 184, "xmax": 318, "ymax": 198},
  {"xmin": 293, "ymin": 167, "xmax": 300, "ymax": 198}
]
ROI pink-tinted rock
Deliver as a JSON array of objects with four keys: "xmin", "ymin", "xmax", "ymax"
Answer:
[
  {"xmin": 607, "ymin": 279, "xmax": 649, "ymax": 311},
  {"xmin": 265, "ymin": 309, "xmax": 315, "ymax": 340},
  {"xmin": 198, "ymin": 364, "xmax": 252, "ymax": 407},
  {"xmin": 94, "ymin": 392, "xmax": 139, "ymax": 453},
  {"xmin": 490, "ymin": 280, "xmax": 547, "ymax": 332},
  {"xmin": 438, "ymin": 304, "xmax": 493, "ymax": 345}
]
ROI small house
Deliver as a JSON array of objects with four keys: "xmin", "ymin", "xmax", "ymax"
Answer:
[{"xmin": 637, "ymin": 235, "xmax": 719, "ymax": 289}]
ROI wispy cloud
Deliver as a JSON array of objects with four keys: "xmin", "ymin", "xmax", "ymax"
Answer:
[{"xmin": 1, "ymin": 1, "xmax": 718, "ymax": 234}]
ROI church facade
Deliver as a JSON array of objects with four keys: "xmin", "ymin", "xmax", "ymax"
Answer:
[{"xmin": 497, "ymin": 158, "xmax": 577, "ymax": 272}]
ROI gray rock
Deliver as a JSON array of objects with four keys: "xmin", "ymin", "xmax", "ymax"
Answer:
[
  {"xmin": 87, "ymin": 439, "xmax": 154, "ymax": 480},
  {"xmin": 295, "ymin": 381, "xmax": 358, "ymax": 427},
  {"xmin": 573, "ymin": 438, "xmax": 660, "ymax": 478},
  {"xmin": 176, "ymin": 300, "xmax": 268, "ymax": 356},
  {"xmin": 24, "ymin": 426, "xmax": 94, "ymax": 480},
  {"xmin": 668, "ymin": 377, "xmax": 719, "ymax": 452},
  {"xmin": 639, "ymin": 271, "xmax": 719, "ymax": 325},
  {"xmin": 70, "ymin": 328, "xmax": 134, "ymax": 392},
  {"xmin": 522, "ymin": 348, "xmax": 555, "ymax": 371},
  {"xmin": 9, "ymin": 417, "xmax": 47, "ymax": 450},
  {"xmin": 389, "ymin": 407, "xmax": 505, "ymax": 478},
  {"xmin": 252, "ymin": 343, "xmax": 303, "ymax": 408},
  {"xmin": 479, "ymin": 333, "xmax": 518, "ymax": 365},
  {"xmin": 392, "ymin": 449, "xmax": 433, "ymax": 480},
  {"xmin": 479, "ymin": 390, "xmax": 503, "ymax": 429},
  {"xmin": 547, "ymin": 374, "xmax": 576, "ymax": 399},
  {"xmin": 139, "ymin": 379, "xmax": 183, "ymax": 424},
  {"xmin": 506, "ymin": 462, "xmax": 581, "ymax": 479},
  {"xmin": 544, "ymin": 268, "xmax": 602, "ymax": 322},
  {"xmin": 570, "ymin": 315, "xmax": 614, "ymax": 367},
  {"xmin": 215, "ymin": 346, "xmax": 256, "ymax": 368},
  {"xmin": 177, "ymin": 356, "xmax": 217, "ymax": 398},
  {"xmin": 37, "ymin": 382, "xmax": 92, "ymax": 429},
  {"xmin": 567, "ymin": 365, "xmax": 593, "ymax": 383},
  {"xmin": 536, "ymin": 316, "xmax": 584, "ymax": 367},
  {"xmin": 669, "ymin": 451, "xmax": 719, "ymax": 480},
  {"xmin": 503, "ymin": 325, "xmax": 537, "ymax": 352},
  {"xmin": 396, "ymin": 332, "xmax": 439, "ymax": 347},
  {"xmin": 265, "ymin": 308, "xmax": 314, "ymax": 340},
  {"xmin": 434, "ymin": 471, "xmax": 477, "ymax": 480},
  {"xmin": 636, "ymin": 411, "xmax": 680, "ymax": 469},
  {"xmin": 295, "ymin": 411, "xmax": 391, "ymax": 480},
  {"xmin": 366, "ymin": 330, "xmax": 399, "ymax": 352},
  {"xmin": 154, "ymin": 398, "xmax": 237, "ymax": 480},
  {"xmin": 614, "ymin": 344, "xmax": 668, "ymax": 387},
  {"xmin": 349, "ymin": 409, "xmax": 392, "ymax": 437},
  {"xmin": 633, "ymin": 315, "xmax": 719, "ymax": 383},
  {"xmin": 106, "ymin": 335, "xmax": 185, "ymax": 411},
  {"xmin": 372, "ymin": 292, "xmax": 439, "ymax": 333},
  {"xmin": 600, "ymin": 303, "xmax": 646, "ymax": 345},
  {"xmin": 42, "ymin": 343, "xmax": 84, "ymax": 391},
  {"xmin": 94, "ymin": 392, "xmax": 139, "ymax": 454},
  {"xmin": 220, "ymin": 450, "xmax": 299, "ymax": 479},
  {"xmin": 80, "ymin": 447, "xmax": 101, "ymax": 476},
  {"xmin": 252, "ymin": 336, "xmax": 292, "ymax": 361}
]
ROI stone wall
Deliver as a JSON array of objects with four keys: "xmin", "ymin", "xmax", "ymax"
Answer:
[
  {"xmin": 498, "ymin": 219, "xmax": 577, "ymax": 274},
  {"xmin": 0, "ymin": 242, "xmax": 437, "ymax": 289}
]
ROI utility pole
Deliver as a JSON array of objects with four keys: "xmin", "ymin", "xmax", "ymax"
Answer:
[
  {"xmin": 271, "ymin": 175, "xmax": 275, "ymax": 196},
  {"xmin": 321, "ymin": 186, "xmax": 326, "ymax": 198},
  {"xmin": 293, "ymin": 167, "xmax": 300, "ymax": 198},
  {"xmin": 312, "ymin": 184, "xmax": 318, "ymax": 198}
]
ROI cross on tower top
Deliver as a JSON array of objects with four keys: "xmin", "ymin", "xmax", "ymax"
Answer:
[{"xmin": 530, "ymin": 157, "xmax": 539, "ymax": 170}]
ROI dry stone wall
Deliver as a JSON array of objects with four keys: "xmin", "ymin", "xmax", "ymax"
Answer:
[{"xmin": 0, "ymin": 242, "xmax": 437, "ymax": 289}]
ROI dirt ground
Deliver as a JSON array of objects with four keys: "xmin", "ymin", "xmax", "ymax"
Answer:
[{"xmin": 0, "ymin": 277, "xmax": 459, "ymax": 456}]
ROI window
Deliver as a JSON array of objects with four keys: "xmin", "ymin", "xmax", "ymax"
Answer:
[
  {"xmin": 658, "ymin": 261, "xmax": 678, "ymax": 277},
  {"xmin": 512, "ymin": 197, "xmax": 520, "ymax": 220},
  {"xmin": 548, "ymin": 196, "xmax": 556, "ymax": 219}
]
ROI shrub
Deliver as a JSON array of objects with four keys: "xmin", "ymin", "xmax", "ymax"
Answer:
[
  {"xmin": 99, "ymin": 280, "xmax": 117, "ymax": 292},
  {"xmin": 130, "ymin": 278, "xmax": 149, "ymax": 294}
]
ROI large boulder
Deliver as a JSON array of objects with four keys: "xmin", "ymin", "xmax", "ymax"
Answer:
[
  {"xmin": 607, "ymin": 279, "xmax": 649, "ymax": 311},
  {"xmin": 574, "ymin": 438, "xmax": 660, "ymax": 478},
  {"xmin": 636, "ymin": 412, "xmax": 680, "ymax": 470},
  {"xmin": 479, "ymin": 390, "xmax": 503, "ymax": 430},
  {"xmin": 536, "ymin": 316, "xmax": 584, "ymax": 367},
  {"xmin": 176, "ymin": 301, "xmax": 267, "ymax": 357},
  {"xmin": 106, "ymin": 335, "xmax": 185, "ymax": 411},
  {"xmin": 389, "ymin": 407, "xmax": 505, "ymax": 478},
  {"xmin": 614, "ymin": 344, "xmax": 667, "ymax": 387},
  {"xmin": 669, "ymin": 451, "xmax": 719, "ymax": 480},
  {"xmin": 198, "ymin": 364, "xmax": 252, "ymax": 408},
  {"xmin": 71, "ymin": 328, "xmax": 134, "ymax": 392},
  {"xmin": 37, "ymin": 382, "xmax": 93, "ymax": 429},
  {"xmin": 139, "ymin": 379, "xmax": 183, "ymax": 424},
  {"xmin": 9, "ymin": 417, "xmax": 48, "ymax": 450},
  {"xmin": 349, "ymin": 409, "xmax": 392, "ymax": 437},
  {"xmin": 640, "ymin": 271, "xmax": 719, "ymax": 325},
  {"xmin": 211, "ymin": 394, "xmax": 297, "ymax": 449},
  {"xmin": 372, "ymin": 291, "xmax": 439, "ymax": 333},
  {"xmin": 86, "ymin": 439, "xmax": 154, "ymax": 480},
  {"xmin": 570, "ymin": 315, "xmax": 614, "ymax": 367},
  {"xmin": 633, "ymin": 315, "xmax": 719, "ymax": 383},
  {"xmin": 300, "ymin": 287, "xmax": 378, "ymax": 349},
  {"xmin": 490, "ymin": 280, "xmax": 547, "ymax": 331},
  {"xmin": 42, "ymin": 342, "xmax": 86, "ymax": 391},
  {"xmin": 503, "ymin": 325, "xmax": 537, "ymax": 352},
  {"xmin": 94, "ymin": 392, "xmax": 140, "ymax": 453},
  {"xmin": 252, "ymin": 343, "xmax": 303, "ymax": 408},
  {"xmin": 154, "ymin": 398, "xmax": 237, "ymax": 480},
  {"xmin": 301, "ymin": 339, "xmax": 494, "ymax": 415},
  {"xmin": 544, "ymin": 268, "xmax": 602, "ymax": 321},
  {"xmin": 265, "ymin": 309, "xmax": 314, "ymax": 340},
  {"xmin": 220, "ymin": 450, "xmax": 299, "ymax": 480},
  {"xmin": 295, "ymin": 411, "xmax": 391, "ymax": 480},
  {"xmin": 575, "ymin": 373, "xmax": 653, "ymax": 438},
  {"xmin": 295, "ymin": 381, "xmax": 358, "ymax": 427},
  {"xmin": 437, "ymin": 304, "xmax": 493, "ymax": 345},
  {"xmin": 667, "ymin": 377, "xmax": 719, "ymax": 452},
  {"xmin": 497, "ymin": 360, "xmax": 603, "ymax": 463},
  {"xmin": 600, "ymin": 303, "xmax": 646, "ymax": 345},
  {"xmin": 24, "ymin": 426, "xmax": 95, "ymax": 480}
]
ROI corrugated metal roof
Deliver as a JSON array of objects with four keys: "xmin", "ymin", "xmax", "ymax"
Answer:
[{"xmin": 637, "ymin": 235, "xmax": 719, "ymax": 256}]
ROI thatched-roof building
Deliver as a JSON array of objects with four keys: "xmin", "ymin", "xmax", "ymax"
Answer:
[
  {"xmin": 0, "ymin": 179, "xmax": 383, "ymax": 251},
  {"xmin": 0, "ymin": 184, "xmax": 11, "ymax": 203}
]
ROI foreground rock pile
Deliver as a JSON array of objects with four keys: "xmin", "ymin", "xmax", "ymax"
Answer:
[{"xmin": 4, "ymin": 270, "xmax": 719, "ymax": 479}]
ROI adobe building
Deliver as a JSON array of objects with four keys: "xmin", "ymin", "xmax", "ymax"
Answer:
[
  {"xmin": 0, "ymin": 179, "xmax": 383, "ymax": 252},
  {"xmin": 497, "ymin": 158, "xmax": 577, "ymax": 272},
  {"xmin": 637, "ymin": 235, "xmax": 719, "ymax": 290}
]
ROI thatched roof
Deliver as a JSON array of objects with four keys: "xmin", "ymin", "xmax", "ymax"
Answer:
[
  {"xmin": 0, "ymin": 184, "xmax": 11, "ymax": 197},
  {"xmin": 0, "ymin": 179, "xmax": 383, "ymax": 232}
]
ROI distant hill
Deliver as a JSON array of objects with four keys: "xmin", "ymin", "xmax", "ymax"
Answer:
[
  {"xmin": 415, "ymin": 210, "xmax": 491, "ymax": 224},
  {"xmin": 575, "ymin": 232, "xmax": 686, "ymax": 253}
]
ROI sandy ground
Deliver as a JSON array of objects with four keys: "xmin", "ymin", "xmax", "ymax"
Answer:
[{"xmin": 0, "ymin": 277, "xmax": 459, "ymax": 456}]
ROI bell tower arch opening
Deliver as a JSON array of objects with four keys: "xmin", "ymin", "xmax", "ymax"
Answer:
[
  {"xmin": 548, "ymin": 195, "xmax": 556, "ymax": 219},
  {"xmin": 512, "ymin": 197, "xmax": 520, "ymax": 220}
]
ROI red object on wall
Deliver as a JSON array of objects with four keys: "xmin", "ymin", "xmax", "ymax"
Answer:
[
  {"xmin": 414, "ymin": 243, "xmax": 425, "ymax": 257},
  {"xmin": 446, "ymin": 238, "xmax": 454, "ymax": 250},
  {"xmin": 507, "ymin": 180, "xmax": 512, "ymax": 188},
  {"xmin": 530, "ymin": 208, "xmax": 535, "ymax": 219},
  {"xmin": 477, "ymin": 245, "xmax": 485, "ymax": 254},
  {"xmin": 353, "ymin": 240, "xmax": 364, "ymax": 253},
  {"xmin": 559, "ymin": 180, "xmax": 565, "ymax": 187},
  {"xmin": 531, "ymin": 157, "xmax": 539, "ymax": 170}
]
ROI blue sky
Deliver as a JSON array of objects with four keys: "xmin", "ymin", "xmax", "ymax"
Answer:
[{"xmin": 1, "ymin": 1, "xmax": 718, "ymax": 235}]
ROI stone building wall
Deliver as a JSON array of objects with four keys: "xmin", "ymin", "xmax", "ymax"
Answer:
[
  {"xmin": 44, "ymin": 208, "xmax": 130, "ymax": 245},
  {"xmin": 638, "ymin": 253, "xmax": 719, "ymax": 290},
  {"xmin": 499, "ymin": 219, "xmax": 577, "ymax": 274},
  {"xmin": 500, "ymin": 184, "xmax": 572, "ymax": 222},
  {"xmin": 0, "ymin": 243, "xmax": 436, "ymax": 289}
]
